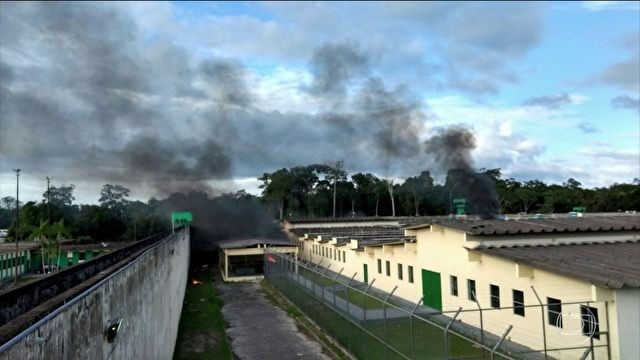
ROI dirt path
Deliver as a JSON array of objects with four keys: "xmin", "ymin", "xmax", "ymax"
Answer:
[{"xmin": 218, "ymin": 282, "xmax": 331, "ymax": 360}]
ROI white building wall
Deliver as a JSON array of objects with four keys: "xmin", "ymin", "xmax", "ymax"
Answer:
[
  {"xmin": 293, "ymin": 224, "xmax": 635, "ymax": 360},
  {"xmin": 610, "ymin": 288, "xmax": 640, "ymax": 360}
]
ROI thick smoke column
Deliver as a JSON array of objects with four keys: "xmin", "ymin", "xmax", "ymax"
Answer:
[
  {"xmin": 158, "ymin": 191, "xmax": 285, "ymax": 252},
  {"xmin": 424, "ymin": 127, "xmax": 499, "ymax": 218},
  {"xmin": 357, "ymin": 78, "xmax": 425, "ymax": 166},
  {"xmin": 308, "ymin": 42, "xmax": 370, "ymax": 98},
  {"xmin": 307, "ymin": 42, "xmax": 426, "ymax": 174}
]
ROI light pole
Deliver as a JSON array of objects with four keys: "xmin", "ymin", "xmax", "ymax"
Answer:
[
  {"xmin": 46, "ymin": 176, "xmax": 53, "ymax": 224},
  {"xmin": 12, "ymin": 169, "xmax": 21, "ymax": 284}
]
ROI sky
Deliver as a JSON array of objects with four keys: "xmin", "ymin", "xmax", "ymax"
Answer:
[{"xmin": 0, "ymin": 1, "xmax": 639, "ymax": 204}]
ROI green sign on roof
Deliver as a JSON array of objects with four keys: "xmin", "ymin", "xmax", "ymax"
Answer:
[{"xmin": 171, "ymin": 212, "xmax": 193, "ymax": 226}]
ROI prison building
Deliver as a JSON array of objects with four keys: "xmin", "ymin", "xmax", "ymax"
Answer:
[
  {"xmin": 219, "ymin": 238, "xmax": 298, "ymax": 282},
  {"xmin": 286, "ymin": 215, "xmax": 640, "ymax": 360}
]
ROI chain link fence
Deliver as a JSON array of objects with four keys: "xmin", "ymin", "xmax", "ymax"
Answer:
[
  {"xmin": 265, "ymin": 252, "xmax": 518, "ymax": 360},
  {"xmin": 265, "ymin": 251, "xmax": 609, "ymax": 360}
]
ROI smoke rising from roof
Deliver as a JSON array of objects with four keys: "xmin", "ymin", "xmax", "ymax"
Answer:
[
  {"xmin": 424, "ymin": 127, "xmax": 499, "ymax": 217},
  {"xmin": 158, "ymin": 192, "xmax": 285, "ymax": 251}
]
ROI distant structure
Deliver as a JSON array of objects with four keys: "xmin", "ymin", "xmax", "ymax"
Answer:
[
  {"xmin": 218, "ymin": 238, "xmax": 297, "ymax": 282},
  {"xmin": 284, "ymin": 214, "xmax": 640, "ymax": 360}
]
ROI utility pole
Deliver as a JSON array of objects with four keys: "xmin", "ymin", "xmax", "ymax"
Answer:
[
  {"xmin": 12, "ymin": 169, "xmax": 21, "ymax": 284},
  {"xmin": 46, "ymin": 176, "xmax": 53, "ymax": 224}
]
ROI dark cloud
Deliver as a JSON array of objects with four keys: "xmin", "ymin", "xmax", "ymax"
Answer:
[
  {"xmin": 611, "ymin": 95, "xmax": 640, "ymax": 111},
  {"xmin": 308, "ymin": 41, "xmax": 369, "ymax": 97},
  {"xmin": 595, "ymin": 55, "xmax": 640, "ymax": 91},
  {"xmin": 592, "ymin": 31, "xmax": 639, "ymax": 92},
  {"xmin": 522, "ymin": 93, "xmax": 572, "ymax": 109},
  {"xmin": 577, "ymin": 122, "xmax": 599, "ymax": 134},
  {"xmin": 200, "ymin": 59, "xmax": 253, "ymax": 107}
]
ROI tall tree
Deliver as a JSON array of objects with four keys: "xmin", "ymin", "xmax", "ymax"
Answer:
[
  {"xmin": 259, "ymin": 169, "xmax": 293, "ymax": 220},
  {"xmin": 321, "ymin": 160, "xmax": 347, "ymax": 218},
  {"xmin": 43, "ymin": 184, "xmax": 76, "ymax": 206},
  {"xmin": 402, "ymin": 171, "xmax": 434, "ymax": 216},
  {"xmin": 99, "ymin": 184, "xmax": 131, "ymax": 218}
]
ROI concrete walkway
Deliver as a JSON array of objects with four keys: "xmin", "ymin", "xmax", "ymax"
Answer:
[{"xmin": 218, "ymin": 282, "xmax": 332, "ymax": 360}]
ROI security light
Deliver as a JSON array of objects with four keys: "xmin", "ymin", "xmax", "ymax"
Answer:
[{"xmin": 104, "ymin": 318, "xmax": 123, "ymax": 343}]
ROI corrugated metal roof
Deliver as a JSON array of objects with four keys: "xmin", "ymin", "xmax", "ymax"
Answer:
[
  {"xmin": 287, "ymin": 225, "xmax": 415, "ymax": 250},
  {"xmin": 474, "ymin": 241, "xmax": 640, "ymax": 289},
  {"xmin": 407, "ymin": 215, "xmax": 640, "ymax": 235},
  {"xmin": 218, "ymin": 238, "xmax": 296, "ymax": 249}
]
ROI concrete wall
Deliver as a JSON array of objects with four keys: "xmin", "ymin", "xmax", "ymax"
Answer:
[
  {"xmin": 0, "ymin": 228, "xmax": 190, "ymax": 360},
  {"xmin": 610, "ymin": 288, "xmax": 640, "ymax": 360}
]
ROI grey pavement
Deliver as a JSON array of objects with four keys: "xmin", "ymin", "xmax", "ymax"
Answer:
[{"xmin": 218, "ymin": 282, "xmax": 332, "ymax": 360}]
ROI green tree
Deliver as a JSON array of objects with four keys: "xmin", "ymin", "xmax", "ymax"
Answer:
[
  {"xmin": 401, "ymin": 171, "xmax": 434, "ymax": 216},
  {"xmin": 321, "ymin": 160, "xmax": 347, "ymax": 218},
  {"xmin": 29, "ymin": 219, "xmax": 70, "ymax": 273},
  {"xmin": 259, "ymin": 169, "xmax": 293, "ymax": 220},
  {"xmin": 99, "ymin": 184, "xmax": 131, "ymax": 218},
  {"xmin": 43, "ymin": 184, "xmax": 76, "ymax": 206}
]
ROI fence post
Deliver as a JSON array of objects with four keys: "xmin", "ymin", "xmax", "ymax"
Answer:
[
  {"xmin": 347, "ymin": 273, "xmax": 358, "ymax": 318},
  {"xmin": 444, "ymin": 307, "xmax": 462, "ymax": 360},
  {"xmin": 321, "ymin": 265, "xmax": 331, "ymax": 303},
  {"xmin": 471, "ymin": 290, "xmax": 484, "ymax": 347},
  {"xmin": 383, "ymin": 286, "xmax": 398, "ymax": 360},
  {"xmin": 346, "ymin": 272, "xmax": 357, "ymax": 357},
  {"xmin": 410, "ymin": 297, "xmax": 424, "ymax": 360},
  {"xmin": 490, "ymin": 325, "xmax": 512, "ymax": 360},
  {"xmin": 579, "ymin": 347, "xmax": 593, "ymax": 360},
  {"xmin": 333, "ymin": 268, "xmax": 344, "ymax": 310},
  {"xmin": 361, "ymin": 279, "xmax": 376, "ymax": 360},
  {"xmin": 531, "ymin": 286, "xmax": 548, "ymax": 360}
]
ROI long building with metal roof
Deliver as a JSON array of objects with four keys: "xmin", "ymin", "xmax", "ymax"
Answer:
[{"xmin": 285, "ymin": 214, "xmax": 640, "ymax": 360}]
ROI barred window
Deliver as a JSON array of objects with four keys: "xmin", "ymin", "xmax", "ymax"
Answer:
[
  {"xmin": 490, "ymin": 284, "xmax": 500, "ymax": 308},
  {"xmin": 548, "ymin": 297, "xmax": 563, "ymax": 328},
  {"xmin": 513, "ymin": 290, "xmax": 525, "ymax": 316}
]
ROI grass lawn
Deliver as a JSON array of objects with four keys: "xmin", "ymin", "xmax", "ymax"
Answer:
[
  {"xmin": 269, "ymin": 273, "xmax": 507, "ymax": 360},
  {"xmin": 337, "ymin": 286, "xmax": 386, "ymax": 310},
  {"xmin": 173, "ymin": 268, "xmax": 232, "ymax": 360}
]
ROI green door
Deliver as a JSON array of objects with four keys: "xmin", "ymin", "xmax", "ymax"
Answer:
[
  {"xmin": 421, "ymin": 269, "xmax": 442, "ymax": 311},
  {"xmin": 363, "ymin": 264, "xmax": 369, "ymax": 283}
]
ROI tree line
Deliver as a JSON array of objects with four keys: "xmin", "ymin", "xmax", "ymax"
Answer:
[
  {"xmin": 258, "ymin": 164, "xmax": 640, "ymax": 219},
  {"xmin": 0, "ymin": 184, "xmax": 170, "ymax": 243},
  {"xmin": 0, "ymin": 166, "xmax": 638, "ymax": 244}
]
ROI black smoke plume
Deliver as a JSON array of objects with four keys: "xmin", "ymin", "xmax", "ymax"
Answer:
[
  {"xmin": 308, "ymin": 41, "xmax": 370, "ymax": 98},
  {"xmin": 424, "ymin": 127, "xmax": 499, "ymax": 218},
  {"xmin": 158, "ymin": 191, "xmax": 285, "ymax": 252}
]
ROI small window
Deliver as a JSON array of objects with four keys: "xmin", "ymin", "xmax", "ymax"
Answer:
[
  {"xmin": 385, "ymin": 261, "xmax": 390, "ymax": 276},
  {"xmin": 377, "ymin": 259, "xmax": 382, "ymax": 274},
  {"xmin": 513, "ymin": 289, "xmax": 525, "ymax": 316},
  {"xmin": 581, "ymin": 306, "xmax": 600, "ymax": 339},
  {"xmin": 398, "ymin": 263, "xmax": 403, "ymax": 280},
  {"xmin": 408, "ymin": 266, "xmax": 414, "ymax": 283},
  {"xmin": 490, "ymin": 284, "xmax": 500, "ymax": 308},
  {"xmin": 343, "ymin": 251, "xmax": 346, "ymax": 263},
  {"xmin": 450, "ymin": 276, "xmax": 458, "ymax": 296},
  {"xmin": 467, "ymin": 279, "xmax": 476, "ymax": 301},
  {"xmin": 548, "ymin": 297, "xmax": 563, "ymax": 328},
  {"xmin": 337, "ymin": 250, "xmax": 341, "ymax": 262}
]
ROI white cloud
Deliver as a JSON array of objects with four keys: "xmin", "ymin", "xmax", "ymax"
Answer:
[{"xmin": 582, "ymin": 1, "xmax": 640, "ymax": 12}]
